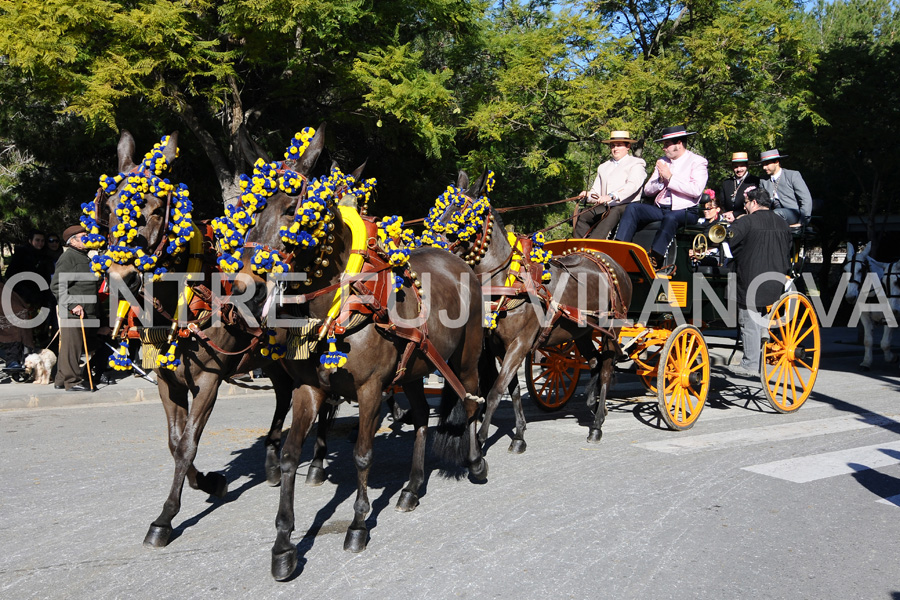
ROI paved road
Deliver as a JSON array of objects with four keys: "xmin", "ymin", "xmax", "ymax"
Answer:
[{"xmin": 1, "ymin": 328, "xmax": 899, "ymax": 599}]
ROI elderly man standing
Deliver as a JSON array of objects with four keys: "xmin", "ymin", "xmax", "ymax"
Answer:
[
  {"xmin": 50, "ymin": 225, "xmax": 110, "ymax": 391},
  {"xmin": 719, "ymin": 152, "xmax": 760, "ymax": 222},
  {"xmin": 614, "ymin": 125, "xmax": 708, "ymax": 268},
  {"xmin": 573, "ymin": 130, "xmax": 647, "ymax": 240},
  {"xmin": 758, "ymin": 149, "xmax": 812, "ymax": 225}
]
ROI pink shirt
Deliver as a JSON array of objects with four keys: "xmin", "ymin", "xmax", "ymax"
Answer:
[{"xmin": 643, "ymin": 150, "xmax": 709, "ymax": 211}]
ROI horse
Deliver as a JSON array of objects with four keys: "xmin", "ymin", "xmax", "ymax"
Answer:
[
  {"xmin": 433, "ymin": 171, "xmax": 632, "ymax": 451},
  {"xmin": 97, "ymin": 130, "xmax": 296, "ymax": 549},
  {"xmin": 844, "ymin": 242, "xmax": 897, "ymax": 370},
  {"xmin": 236, "ymin": 127, "xmax": 487, "ymax": 581},
  {"xmin": 881, "ymin": 258, "xmax": 900, "ymax": 361}
]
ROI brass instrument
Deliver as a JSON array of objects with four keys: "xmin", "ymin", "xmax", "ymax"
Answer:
[
  {"xmin": 692, "ymin": 222, "xmax": 733, "ymax": 260},
  {"xmin": 707, "ymin": 222, "xmax": 733, "ymax": 244}
]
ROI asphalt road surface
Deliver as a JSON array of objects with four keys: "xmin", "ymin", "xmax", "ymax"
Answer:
[{"xmin": 2, "ymin": 332, "xmax": 899, "ymax": 599}]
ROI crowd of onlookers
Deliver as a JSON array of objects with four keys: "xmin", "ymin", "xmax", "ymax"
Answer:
[{"xmin": 1, "ymin": 229, "xmax": 63, "ymax": 368}]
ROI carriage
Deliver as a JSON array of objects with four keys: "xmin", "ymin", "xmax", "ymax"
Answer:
[{"xmin": 524, "ymin": 221, "xmax": 821, "ymax": 430}]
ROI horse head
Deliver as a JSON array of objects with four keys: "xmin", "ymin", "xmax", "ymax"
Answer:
[
  {"xmin": 844, "ymin": 241, "xmax": 871, "ymax": 303},
  {"xmin": 94, "ymin": 130, "xmax": 189, "ymax": 297},
  {"xmin": 883, "ymin": 260, "xmax": 900, "ymax": 315}
]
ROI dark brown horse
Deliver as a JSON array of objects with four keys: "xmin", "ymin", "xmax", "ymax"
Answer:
[
  {"xmin": 100, "ymin": 131, "xmax": 295, "ymax": 549},
  {"xmin": 445, "ymin": 171, "xmax": 632, "ymax": 451},
  {"xmin": 239, "ymin": 129, "xmax": 487, "ymax": 581}
]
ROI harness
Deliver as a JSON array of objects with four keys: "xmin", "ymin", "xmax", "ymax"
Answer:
[{"xmin": 449, "ymin": 193, "xmax": 628, "ymax": 346}]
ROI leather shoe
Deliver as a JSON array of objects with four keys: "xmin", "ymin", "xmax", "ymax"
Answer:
[
  {"xmin": 54, "ymin": 383, "xmax": 65, "ymax": 390},
  {"xmin": 68, "ymin": 383, "xmax": 95, "ymax": 392}
]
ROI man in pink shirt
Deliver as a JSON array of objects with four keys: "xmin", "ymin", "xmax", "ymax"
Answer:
[{"xmin": 614, "ymin": 125, "xmax": 709, "ymax": 268}]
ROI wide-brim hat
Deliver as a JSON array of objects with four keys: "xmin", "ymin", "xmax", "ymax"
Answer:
[
  {"xmin": 730, "ymin": 152, "xmax": 749, "ymax": 163},
  {"xmin": 758, "ymin": 148, "xmax": 788, "ymax": 163},
  {"xmin": 63, "ymin": 225, "xmax": 86, "ymax": 242},
  {"xmin": 602, "ymin": 130, "xmax": 637, "ymax": 144},
  {"xmin": 653, "ymin": 125, "xmax": 697, "ymax": 143}
]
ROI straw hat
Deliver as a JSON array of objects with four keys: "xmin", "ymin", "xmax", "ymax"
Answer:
[
  {"xmin": 730, "ymin": 152, "xmax": 749, "ymax": 163},
  {"xmin": 601, "ymin": 130, "xmax": 637, "ymax": 144}
]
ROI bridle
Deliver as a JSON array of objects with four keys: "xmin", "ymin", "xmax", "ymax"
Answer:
[{"xmin": 883, "ymin": 260, "xmax": 900, "ymax": 300}]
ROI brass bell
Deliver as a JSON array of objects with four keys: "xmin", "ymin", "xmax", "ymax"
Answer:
[{"xmin": 321, "ymin": 259, "xmax": 330, "ymax": 267}]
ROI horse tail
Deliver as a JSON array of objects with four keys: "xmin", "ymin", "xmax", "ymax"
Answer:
[{"xmin": 432, "ymin": 384, "xmax": 470, "ymax": 465}]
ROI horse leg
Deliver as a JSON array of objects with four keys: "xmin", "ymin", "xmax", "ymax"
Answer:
[
  {"xmin": 860, "ymin": 313, "xmax": 874, "ymax": 370},
  {"xmin": 272, "ymin": 384, "xmax": 324, "ymax": 581},
  {"xmin": 479, "ymin": 338, "xmax": 530, "ymax": 454},
  {"xmin": 144, "ymin": 374, "xmax": 226, "ymax": 548},
  {"xmin": 305, "ymin": 402, "xmax": 336, "ymax": 486},
  {"xmin": 880, "ymin": 320, "xmax": 897, "ymax": 363},
  {"xmin": 344, "ymin": 381, "xmax": 383, "ymax": 553},
  {"xmin": 396, "ymin": 379, "xmax": 429, "ymax": 512},
  {"xmin": 587, "ymin": 339, "xmax": 616, "ymax": 444},
  {"xmin": 575, "ymin": 334, "xmax": 601, "ymax": 407},
  {"xmin": 264, "ymin": 362, "xmax": 294, "ymax": 486},
  {"xmin": 459, "ymin": 336, "xmax": 489, "ymax": 479}
]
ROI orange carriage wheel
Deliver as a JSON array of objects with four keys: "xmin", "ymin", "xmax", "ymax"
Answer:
[
  {"xmin": 526, "ymin": 340, "xmax": 585, "ymax": 411},
  {"xmin": 657, "ymin": 324, "xmax": 710, "ymax": 431},
  {"xmin": 761, "ymin": 292, "xmax": 820, "ymax": 413}
]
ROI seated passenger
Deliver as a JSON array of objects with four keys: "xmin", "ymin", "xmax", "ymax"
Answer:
[
  {"xmin": 692, "ymin": 190, "xmax": 732, "ymax": 268},
  {"xmin": 573, "ymin": 130, "xmax": 647, "ymax": 240},
  {"xmin": 614, "ymin": 125, "xmax": 708, "ymax": 269},
  {"xmin": 757, "ymin": 149, "xmax": 812, "ymax": 226}
]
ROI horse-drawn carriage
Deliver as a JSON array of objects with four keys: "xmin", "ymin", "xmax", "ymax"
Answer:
[{"xmin": 525, "ymin": 220, "xmax": 821, "ymax": 430}]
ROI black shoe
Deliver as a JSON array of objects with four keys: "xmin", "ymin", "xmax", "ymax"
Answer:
[
  {"xmin": 54, "ymin": 383, "xmax": 65, "ymax": 390},
  {"xmin": 93, "ymin": 374, "xmax": 112, "ymax": 385},
  {"xmin": 68, "ymin": 383, "xmax": 96, "ymax": 392}
]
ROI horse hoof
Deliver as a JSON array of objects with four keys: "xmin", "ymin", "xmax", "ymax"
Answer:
[
  {"xmin": 469, "ymin": 458, "xmax": 489, "ymax": 481},
  {"xmin": 305, "ymin": 465, "xmax": 327, "ymax": 486},
  {"xmin": 143, "ymin": 524, "xmax": 172, "ymax": 548},
  {"xmin": 395, "ymin": 490, "xmax": 419, "ymax": 512},
  {"xmin": 586, "ymin": 428, "xmax": 603, "ymax": 444},
  {"xmin": 860, "ymin": 365, "xmax": 871, "ymax": 372},
  {"xmin": 343, "ymin": 527, "xmax": 368, "ymax": 553},
  {"xmin": 508, "ymin": 439, "xmax": 527, "ymax": 454},
  {"xmin": 271, "ymin": 548, "xmax": 298, "ymax": 581},
  {"xmin": 209, "ymin": 472, "xmax": 228, "ymax": 498}
]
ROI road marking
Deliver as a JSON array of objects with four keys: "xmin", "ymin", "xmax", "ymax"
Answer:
[
  {"xmin": 877, "ymin": 495, "xmax": 900, "ymax": 507},
  {"xmin": 743, "ymin": 439, "xmax": 900, "ymax": 483},
  {"xmin": 634, "ymin": 413, "xmax": 900, "ymax": 455}
]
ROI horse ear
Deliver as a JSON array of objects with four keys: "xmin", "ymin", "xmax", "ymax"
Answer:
[
  {"xmin": 456, "ymin": 170, "xmax": 469, "ymax": 190},
  {"xmin": 330, "ymin": 160, "xmax": 340, "ymax": 172},
  {"xmin": 294, "ymin": 123, "xmax": 326, "ymax": 176},
  {"xmin": 472, "ymin": 168, "xmax": 489, "ymax": 195},
  {"xmin": 350, "ymin": 159, "xmax": 368, "ymax": 182},
  {"xmin": 117, "ymin": 130, "xmax": 137, "ymax": 173},
  {"xmin": 162, "ymin": 131, "xmax": 179, "ymax": 165},
  {"xmin": 861, "ymin": 241, "xmax": 872, "ymax": 257}
]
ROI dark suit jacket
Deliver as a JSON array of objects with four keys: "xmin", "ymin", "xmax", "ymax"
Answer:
[{"xmin": 718, "ymin": 174, "xmax": 760, "ymax": 216}]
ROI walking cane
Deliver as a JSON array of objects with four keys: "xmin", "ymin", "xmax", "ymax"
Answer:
[{"xmin": 79, "ymin": 313, "xmax": 94, "ymax": 391}]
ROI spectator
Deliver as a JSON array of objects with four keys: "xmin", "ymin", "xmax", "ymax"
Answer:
[
  {"xmin": 4, "ymin": 229, "xmax": 51, "ymax": 308},
  {"xmin": 573, "ymin": 130, "xmax": 647, "ymax": 240},
  {"xmin": 719, "ymin": 152, "xmax": 760, "ymax": 223},
  {"xmin": 44, "ymin": 234, "xmax": 64, "ymax": 266},
  {"xmin": 614, "ymin": 125, "xmax": 708, "ymax": 269},
  {"xmin": 50, "ymin": 225, "xmax": 111, "ymax": 391},
  {"xmin": 728, "ymin": 187, "xmax": 792, "ymax": 377},
  {"xmin": 757, "ymin": 149, "xmax": 812, "ymax": 226}
]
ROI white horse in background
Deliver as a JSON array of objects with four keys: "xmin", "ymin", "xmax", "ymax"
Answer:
[
  {"xmin": 882, "ymin": 258, "xmax": 900, "ymax": 364},
  {"xmin": 844, "ymin": 242, "xmax": 897, "ymax": 370}
]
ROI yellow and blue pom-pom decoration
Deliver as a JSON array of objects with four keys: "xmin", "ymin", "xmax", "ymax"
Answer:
[
  {"xmin": 418, "ymin": 172, "xmax": 494, "ymax": 249},
  {"xmin": 157, "ymin": 339, "xmax": 181, "ymax": 370},
  {"xmin": 320, "ymin": 336, "xmax": 348, "ymax": 369},
  {"xmin": 259, "ymin": 328, "xmax": 286, "ymax": 360},
  {"xmin": 109, "ymin": 340, "xmax": 133, "ymax": 371},
  {"xmin": 529, "ymin": 232, "xmax": 553, "ymax": 283},
  {"xmin": 92, "ymin": 135, "xmax": 194, "ymax": 279}
]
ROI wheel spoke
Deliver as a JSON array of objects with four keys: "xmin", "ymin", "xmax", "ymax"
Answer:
[{"xmin": 790, "ymin": 362, "xmax": 808, "ymax": 391}]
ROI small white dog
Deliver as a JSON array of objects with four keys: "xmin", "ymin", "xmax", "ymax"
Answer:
[{"xmin": 24, "ymin": 349, "xmax": 57, "ymax": 385}]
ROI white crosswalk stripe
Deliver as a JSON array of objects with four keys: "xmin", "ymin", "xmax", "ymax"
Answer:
[
  {"xmin": 743, "ymin": 439, "xmax": 900, "ymax": 483},
  {"xmin": 634, "ymin": 412, "xmax": 900, "ymax": 455}
]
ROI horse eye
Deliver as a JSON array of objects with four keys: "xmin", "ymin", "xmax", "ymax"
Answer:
[{"xmin": 283, "ymin": 203, "xmax": 296, "ymax": 217}]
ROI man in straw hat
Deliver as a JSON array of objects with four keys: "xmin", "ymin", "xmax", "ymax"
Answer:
[
  {"xmin": 573, "ymin": 130, "xmax": 647, "ymax": 240},
  {"xmin": 50, "ymin": 225, "xmax": 111, "ymax": 391},
  {"xmin": 614, "ymin": 125, "xmax": 708, "ymax": 269},
  {"xmin": 757, "ymin": 148, "xmax": 812, "ymax": 226},
  {"xmin": 718, "ymin": 151, "xmax": 759, "ymax": 223}
]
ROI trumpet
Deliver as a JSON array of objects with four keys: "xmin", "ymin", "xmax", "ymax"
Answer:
[{"xmin": 707, "ymin": 222, "xmax": 734, "ymax": 244}]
